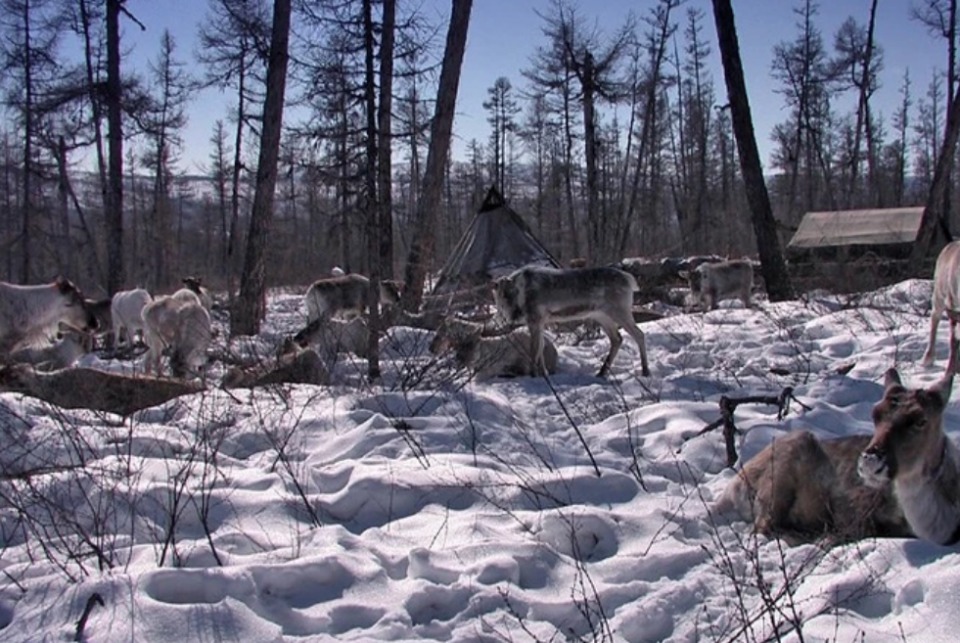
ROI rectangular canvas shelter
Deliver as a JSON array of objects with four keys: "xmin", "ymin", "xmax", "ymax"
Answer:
[{"xmin": 788, "ymin": 207, "xmax": 925, "ymax": 250}]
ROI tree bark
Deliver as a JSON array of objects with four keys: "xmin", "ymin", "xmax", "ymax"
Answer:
[
  {"xmin": 106, "ymin": 0, "xmax": 125, "ymax": 295},
  {"xmin": 711, "ymin": 0, "xmax": 794, "ymax": 302},
  {"xmin": 401, "ymin": 0, "xmax": 472, "ymax": 311},
  {"xmin": 231, "ymin": 0, "xmax": 291, "ymax": 336},
  {"xmin": 910, "ymin": 88, "xmax": 960, "ymax": 266},
  {"xmin": 363, "ymin": 0, "xmax": 381, "ymax": 379}
]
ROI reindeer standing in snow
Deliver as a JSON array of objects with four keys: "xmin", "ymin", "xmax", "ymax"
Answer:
[{"xmin": 493, "ymin": 266, "xmax": 650, "ymax": 378}]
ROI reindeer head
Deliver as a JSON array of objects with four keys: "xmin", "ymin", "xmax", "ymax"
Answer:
[
  {"xmin": 55, "ymin": 277, "xmax": 99, "ymax": 332},
  {"xmin": 492, "ymin": 275, "xmax": 523, "ymax": 324},
  {"xmin": 858, "ymin": 368, "xmax": 954, "ymax": 488},
  {"xmin": 429, "ymin": 317, "xmax": 481, "ymax": 356},
  {"xmin": 182, "ymin": 276, "xmax": 203, "ymax": 294}
]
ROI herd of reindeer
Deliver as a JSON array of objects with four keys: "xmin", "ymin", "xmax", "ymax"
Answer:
[{"xmin": 2, "ymin": 243, "xmax": 960, "ymax": 550}]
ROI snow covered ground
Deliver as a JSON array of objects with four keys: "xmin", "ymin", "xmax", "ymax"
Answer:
[{"xmin": 0, "ymin": 279, "xmax": 958, "ymax": 642}]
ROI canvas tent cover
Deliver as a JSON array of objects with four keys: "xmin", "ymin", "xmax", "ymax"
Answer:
[
  {"xmin": 430, "ymin": 188, "xmax": 560, "ymax": 296},
  {"xmin": 788, "ymin": 207, "xmax": 924, "ymax": 249}
]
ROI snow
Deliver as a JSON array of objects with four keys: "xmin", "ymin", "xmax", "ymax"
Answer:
[{"xmin": 1, "ymin": 277, "xmax": 959, "ymax": 641}]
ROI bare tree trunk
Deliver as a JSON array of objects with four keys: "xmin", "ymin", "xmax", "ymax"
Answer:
[
  {"xmin": 106, "ymin": 0, "xmax": 125, "ymax": 295},
  {"xmin": 363, "ymin": 0, "xmax": 381, "ymax": 379},
  {"xmin": 847, "ymin": 0, "xmax": 879, "ymax": 207},
  {"xmin": 378, "ymin": 0, "xmax": 395, "ymax": 280},
  {"xmin": 401, "ymin": 0, "xmax": 472, "ymax": 310},
  {"xmin": 232, "ymin": 0, "xmax": 291, "ymax": 336},
  {"xmin": 226, "ymin": 52, "xmax": 248, "ymax": 303},
  {"xmin": 712, "ymin": 0, "xmax": 794, "ymax": 301},
  {"xmin": 581, "ymin": 52, "xmax": 600, "ymax": 263},
  {"xmin": 910, "ymin": 89, "xmax": 960, "ymax": 265},
  {"xmin": 20, "ymin": 0, "xmax": 33, "ymax": 282}
]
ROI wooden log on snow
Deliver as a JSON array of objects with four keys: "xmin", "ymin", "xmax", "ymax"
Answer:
[
  {"xmin": 222, "ymin": 347, "xmax": 329, "ymax": 389},
  {"xmin": 0, "ymin": 364, "xmax": 204, "ymax": 416}
]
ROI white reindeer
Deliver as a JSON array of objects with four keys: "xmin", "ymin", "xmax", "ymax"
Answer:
[
  {"xmin": 9, "ymin": 322, "xmax": 94, "ymax": 372},
  {"xmin": 922, "ymin": 240, "xmax": 960, "ymax": 372},
  {"xmin": 682, "ymin": 259, "xmax": 754, "ymax": 311},
  {"xmin": 0, "ymin": 278, "xmax": 99, "ymax": 355},
  {"xmin": 141, "ymin": 294, "xmax": 212, "ymax": 378},
  {"xmin": 858, "ymin": 368, "xmax": 960, "ymax": 545},
  {"xmin": 181, "ymin": 276, "xmax": 213, "ymax": 311},
  {"xmin": 430, "ymin": 316, "xmax": 559, "ymax": 379},
  {"xmin": 493, "ymin": 266, "xmax": 650, "ymax": 377},
  {"xmin": 111, "ymin": 288, "xmax": 152, "ymax": 347},
  {"xmin": 304, "ymin": 273, "xmax": 401, "ymax": 323},
  {"xmin": 716, "ymin": 429, "xmax": 911, "ymax": 545}
]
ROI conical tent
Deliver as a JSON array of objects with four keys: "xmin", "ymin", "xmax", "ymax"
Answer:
[{"xmin": 430, "ymin": 187, "xmax": 561, "ymax": 297}]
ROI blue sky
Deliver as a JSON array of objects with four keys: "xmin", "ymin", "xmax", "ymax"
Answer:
[{"xmin": 119, "ymin": 0, "xmax": 945, "ymax": 174}]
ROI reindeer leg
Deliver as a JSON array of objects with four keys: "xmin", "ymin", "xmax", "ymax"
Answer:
[
  {"xmin": 949, "ymin": 311, "xmax": 960, "ymax": 374},
  {"xmin": 528, "ymin": 320, "xmax": 546, "ymax": 376},
  {"xmin": 596, "ymin": 317, "xmax": 622, "ymax": 378},
  {"xmin": 609, "ymin": 309, "xmax": 650, "ymax": 377},
  {"xmin": 923, "ymin": 302, "xmax": 945, "ymax": 366}
]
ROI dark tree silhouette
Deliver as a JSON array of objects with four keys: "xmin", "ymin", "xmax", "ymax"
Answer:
[
  {"xmin": 402, "ymin": 0, "xmax": 472, "ymax": 310},
  {"xmin": 711, "ymin": 0, "xmax": 794, "ymax": 302},
  {"xmin": 232, "ymin": 0, "xmax": 291, "ymax": 336}
]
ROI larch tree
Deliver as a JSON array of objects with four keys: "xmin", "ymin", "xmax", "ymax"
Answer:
[
  {"xmin": 910, "ymin": 88, "xmax": 960, "ymax": 265},
  {"xmin": 105, "ymin": 0, "xmax": 124, "ymax": 294},
  {"xmin": 770, "ymin": 0, "xmax": 837, "ymax": 219},
  {"xmin": 143, "ymin": 30, "xmax": 191, "ymax": 291},
  {"xmin": 530, "ymin": 0, "xmax": 633, "ymax": 263},
  {"xmin": 232, "ymin": 0, "xmax": 291, "ymax": 336},
  {"xmin": 711, "ymin": 0, "xmax": 794, "ymax": 302},
  {"xmin": 482, "ymin": 76, "xmax": 520, "ymax": 194},
  {"xmin": 618, "ymin": 0, "xmax": 677, "ymax": 258},
  {"xmin": 832, "ymin": 1, "xmax": 882, "ymax": 207},
  {"xmin": 196, "ymin": 0, "xmax": 270, "ymax": 293},
  {"xmin": 0, "ymin": 0, "xmax": 63, "ymax": 281},
  {"xmin": 401, "ymin": 0, "xmax": 472, "ymax": 311}
]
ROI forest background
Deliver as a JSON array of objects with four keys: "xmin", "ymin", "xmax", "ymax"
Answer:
[{"xmin": 0, "ymin": 0, "xmax": 953, "ymax": 317}]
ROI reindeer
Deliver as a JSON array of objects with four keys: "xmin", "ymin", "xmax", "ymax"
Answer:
[
  {"xmin": 922, "ymin": 240, "xmax": 960, "ymax": 372},
  {"xmin": 716, "ymin": 429, "xmax": 911, "ymax": 545},
  {"xmin": 858, "ymin": 368, "xmax": 960, "ymax": 545},
  {"xmin": 304, "ymin": 273, "xmax": 401, "ymax": 323},
  {"xmin": 0, "ymin": 278, "xmax": 99, "ymax": 356},
  {"xmin": 682, "ymin": 259, "xmax": 753, "ymax": 311},
  {"xmin": 181, "ymin": 276, "xmax": 213, "ymax": 311},
  {"xmin": 141, "ymin": 294, "xmax": 212, "ymax": 378},
  {"xmin": 429, "ymin": 316, "xmax": 559, "ymax": 379},
  {"xmin": 493, "ymin": 266, "xmax": 650, "ymax": 377},
  {"xmin": 111, "ymin": 288, "xmax": 152, "ymax": 348},
  {"xmin": 9, "ymin": 321, "xmax": 95, "ymax": 371}
]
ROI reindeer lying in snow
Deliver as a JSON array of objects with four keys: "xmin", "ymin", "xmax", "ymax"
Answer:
[
  {"xmin": 429, "ymin": 316, "xmax": 558, "ymax": 379},
  {"xmin": 493, "ymin": 266, "xmax": 650, "ymax": 377},
  {"xmin": 286, "ymin": 316, "xmax": 370, "ymax": 359},
  {"xmin": 9, "ymin": 322, "xmax": 94, "ymax": 371},
  {"xmin": 718, "ymin": 368, "xmax": 960, "ymax": 546},
  {"xmin": 0, "ymin": 278, "xmax": 99, "ymax": 356},
  {"xmin": 716, "ymin": 430, "xmax": 911, "ymax": 545},
  {"xmin": 922, "ymin": 240, "xmax": 960, "ymax": 372},
  {"xmin": 858, "ymin": 368, "xmax": 960, "ymax": 546}
]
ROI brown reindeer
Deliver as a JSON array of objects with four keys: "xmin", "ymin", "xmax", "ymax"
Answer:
[
  {"xmin": 716, "ymin": 429, "xmax": 911, "ymax": 545},
  {"xmin": 858, "ymin": 368, "xmax": 960, "ymax": 545}
]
